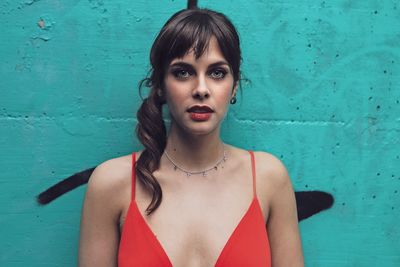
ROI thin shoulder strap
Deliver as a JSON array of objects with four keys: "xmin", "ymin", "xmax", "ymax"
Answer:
[
  {"xmin": 249, "ymin": 151, "xmax": 257, "ymax": 198},
  {"xmin": 131, "ymin": 152, "xmax": 136, "ymax": 201}
]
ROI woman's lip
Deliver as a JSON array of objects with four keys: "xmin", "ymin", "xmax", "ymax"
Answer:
[
  {"xmin": 189, "ymin": 112, "xmax": 212, "ymax": 121},
  {"xmin": 187, "ymin": 105, "xmax": 214, "ymax": 113}
]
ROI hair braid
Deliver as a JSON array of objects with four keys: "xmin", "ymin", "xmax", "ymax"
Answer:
[{"xmin": 136, "ymin": 89, "xmax": 167, "ymax": 215}]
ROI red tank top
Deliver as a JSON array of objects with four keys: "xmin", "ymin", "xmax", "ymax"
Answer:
[{"xmin": 118, "ymin": 151, "xmax": 271, "ymax": 266}]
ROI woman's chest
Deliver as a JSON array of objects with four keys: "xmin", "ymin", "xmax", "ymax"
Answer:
[{"xmin": 120, "ymin": 188, "xmax": 268, "ymax": 267}]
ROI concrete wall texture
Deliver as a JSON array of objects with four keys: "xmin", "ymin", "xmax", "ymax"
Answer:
[{"xmin": 1, "ymin": 0, "xmax": 399, "ymax": 266}]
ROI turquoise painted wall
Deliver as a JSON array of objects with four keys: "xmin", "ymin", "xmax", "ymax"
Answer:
[{"xmin": 1, "ymin": 0, "xmax": 399, "ymax": 266}]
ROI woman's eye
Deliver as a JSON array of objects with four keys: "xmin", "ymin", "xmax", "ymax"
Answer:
[
  {"xmin": 172, "ymin": 69, "xmax": 191, "ymax": 79},
  {"xmin": 209, "ymin": 69, "xmax": 227, "ymax": 79}
]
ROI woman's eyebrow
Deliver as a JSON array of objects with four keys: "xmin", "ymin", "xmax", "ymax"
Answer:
[
  {"xmin": 169, "ymin": 60, "xmax": 230, "ymax": 69},
  {"xmin": 169, "ymin": 62, "xmax": 193, "ymax": 69},
  {"xmin": 208, "ymin": 61, "xmax": 230, "ymax": 68}
]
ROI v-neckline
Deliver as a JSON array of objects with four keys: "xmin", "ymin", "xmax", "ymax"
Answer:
[{"xmin": 132, "ymin": 197, "xmax": 259, "ymax": 267}]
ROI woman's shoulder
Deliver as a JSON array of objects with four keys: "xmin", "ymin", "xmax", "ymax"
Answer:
[
  {"xmin": 250, "ymin": 151, "xmax": 294, "ymax": 218},
  {"xmin": 85, "ymin": 153, "xmax": 136, "ymax": 207},
  {"xmin": 228, "ymin": 145, "xmax": 291, "ymax": 191},
  {"xmin": 253, "ymin": 151, "xmax": 289, "ymax": 179}
]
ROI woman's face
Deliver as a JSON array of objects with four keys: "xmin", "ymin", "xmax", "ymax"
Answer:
[{"xmin": 164, "ymin": 36, "xmax": 237, "ymax": 136}]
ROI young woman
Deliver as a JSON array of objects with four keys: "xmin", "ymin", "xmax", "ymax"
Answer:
[{"xmin": 78, "ymin": 8, "xmax": 304, "ymax": 267}]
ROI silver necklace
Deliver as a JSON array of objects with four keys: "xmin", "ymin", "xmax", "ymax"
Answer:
[{"xmin": 164, "ymin": 147, "xmax": 227, "ymax": 177}]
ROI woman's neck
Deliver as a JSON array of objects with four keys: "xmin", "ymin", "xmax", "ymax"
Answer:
[{"xmin": 165, "ymin": 124, "xmax": 224, "ymax": 171}]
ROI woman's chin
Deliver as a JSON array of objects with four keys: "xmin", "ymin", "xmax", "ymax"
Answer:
[{"xmin": 180, "ymin": 122, "xmax": 220, "ymax": 137}]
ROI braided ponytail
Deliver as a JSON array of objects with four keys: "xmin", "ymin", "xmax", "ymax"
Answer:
[{"xmin": 136, "ymin": 85, "xmax": 167, "ymax": 215}]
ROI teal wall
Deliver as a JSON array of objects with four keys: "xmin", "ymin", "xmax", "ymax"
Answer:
[{"xmin": 1, "ymin": 0, "xmax": 399, "ymax": 266}]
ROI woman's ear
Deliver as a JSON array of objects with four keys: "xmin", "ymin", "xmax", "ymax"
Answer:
[{"xmin": 229, "ymin": 82, "xmax": 238, "ymax": 105}]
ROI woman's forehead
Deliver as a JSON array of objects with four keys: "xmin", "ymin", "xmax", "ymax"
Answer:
[{"xmin": 169, "ymin": 37, "xmax": 227, "ymax": 65}]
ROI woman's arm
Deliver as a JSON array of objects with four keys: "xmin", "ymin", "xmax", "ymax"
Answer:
[
  {"xmin": 257, "ymin": 152, "xmax": 305, "ymax": 267},
  {"xmin": 78, "ymin": 161, "xmax": 122, "ymax": 267}
]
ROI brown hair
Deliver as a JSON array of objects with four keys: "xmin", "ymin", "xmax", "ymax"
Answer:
[{"xmin": 136, "ymin": 8, "xmax": 242, "ymax": 215}]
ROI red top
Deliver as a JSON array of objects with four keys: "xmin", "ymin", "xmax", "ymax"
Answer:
[{"xmin": 118, "ymin": 151, "xmax": 271, "ymax": 266}]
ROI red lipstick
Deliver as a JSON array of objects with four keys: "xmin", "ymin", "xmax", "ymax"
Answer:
[{"xmin": 187, "ymin": 105, "xmax": 214, "ymax": 121}]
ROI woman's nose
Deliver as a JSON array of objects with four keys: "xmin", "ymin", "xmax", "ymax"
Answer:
[{"xmin": 192, "ymin": 75, "xmax": 210, "ymax": 99}]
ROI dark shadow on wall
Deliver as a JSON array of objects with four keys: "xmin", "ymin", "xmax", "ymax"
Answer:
[{"xmin": 35, "ymin": 166, "xmax": 334, "ymax": 222}]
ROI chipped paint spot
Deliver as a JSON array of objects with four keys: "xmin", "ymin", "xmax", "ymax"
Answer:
[
  {"xmin": 37, "ymin": 19, "xmax": 45, "ymax": 29},
  {"xmin": 23, "ymin": 0, "xmax": 40, "ymax": 6}
]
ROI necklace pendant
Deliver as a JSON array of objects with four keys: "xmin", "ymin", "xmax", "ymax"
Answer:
[{"xmin": 164, "ymin": 146, "xmax": 227, "ymax": 178}]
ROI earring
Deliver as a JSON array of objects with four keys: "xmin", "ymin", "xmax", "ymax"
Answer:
[{"xmin": 230, "ymin": 96, "xmax": 237, "ymax": 105}]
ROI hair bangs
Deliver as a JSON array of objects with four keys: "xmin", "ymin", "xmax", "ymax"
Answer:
[{"xmin": 166, "ymin": 14, "xmax": 217, "ymax": 63}]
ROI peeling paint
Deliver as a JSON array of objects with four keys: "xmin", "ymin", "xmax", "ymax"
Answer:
[
  {"xmin": 88, "ymin": 0, "xmax": 107, "ymax": 14},
  {"xmin": 22, "ymin": 0, "xmax": 40, "ymax": 6},
  {"xmin": 18, "ymin": 0, "xmax": 41, "ymax": 9},
  {"xmin": 37, "ymin": 19, "xmax": 45, "ymax": 29}
]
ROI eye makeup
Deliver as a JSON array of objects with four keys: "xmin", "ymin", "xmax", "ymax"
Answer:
[
  {"xmin": 169, "ymin": 63, "xmax": 195, "ymax": 80},
  {"xmin": 208, "ymin": 68, "xmax": 228, "ymax": 79},
  {"xmin": 168, "ymin": 61, "xmax": 231, "ymax": 81}
]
